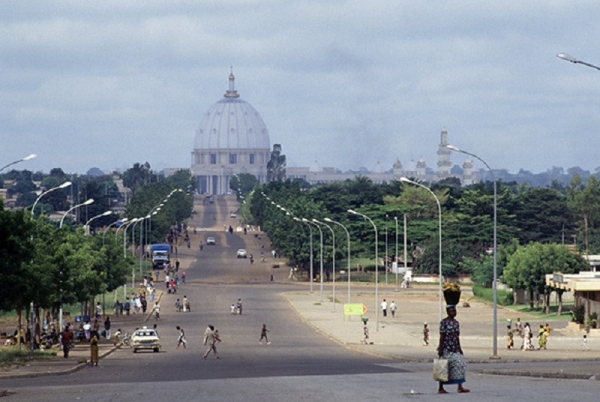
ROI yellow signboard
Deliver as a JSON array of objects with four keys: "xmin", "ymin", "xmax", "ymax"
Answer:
[{"xmin": 344, "ymin": 303, "xmax": 367, "ymax": 316}]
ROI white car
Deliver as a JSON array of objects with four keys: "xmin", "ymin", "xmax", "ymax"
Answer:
[
  {"xmin": 131, "ymin": 327, "xmax": 160, "ymax": 353},
  {"xmin": 230, "ymin": 212, "xmax": 237, "ymax": 218},
  {"xmin": 237, "ymin": 249, "xmax": 247, "ymax": 258},
  {"xmin": 206, "ymin": 237, "xmax": 216, "ymax": 245}
]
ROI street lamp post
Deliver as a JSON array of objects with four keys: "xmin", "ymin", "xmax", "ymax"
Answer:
[
  {"xmin": 59, "ymin": 198, "xmax": 94, "ymax": 228},
  {"xmin": 103, "ymin": 218, "xmax": 128, "ymax": 245},
  {"xmin": 84, "ymin": 211, "xmax": 112, "ymax": 235},
  {"xmin": 31, "ymin": 181, "xmax": 72, "ymax": 219},
  {"xmin": 294, "ymin": 217, "xmax": 314, "ymax": 294},
  {"xmin": 400, "ymin": 177, "xmax": 443, "ymax": 322},
  {"xmin": 58, "ymin": 198, "xmax": 94, "ymax": 330},
  {"xmin": 446, "ymin": 144, "xmax": 499, "ymax": 359},
  {"xmin": 348, "ymin": 209, "xmax": 379, "ymax": 331},
  {"xmin": 394, "ymin": 216, "xmax": 399, "ymax": 291},
  {"xmin": 121, "ymin": 218, "xmax": 139, "ymax": 257},
  {"xmin": 0, "ymin": 153, "xmax": 37, "ymax": 173},
  {"xmin": 325, "ymin": 218, "xmax": 351, "ymax": 304},
  {"xmin": 385, "ymin": 215, "xmax": 388, "ymax": 284},
  {"xmin": 557, "ymin": 53, "xmax": 600, "ymax": 71},
  {"xmin": 315, "ymin": 219, "xmax": 336, "ymax": 311},
  {"xmin": 305, "ymin": 219, "xmax": 324, "ymax": 301}
]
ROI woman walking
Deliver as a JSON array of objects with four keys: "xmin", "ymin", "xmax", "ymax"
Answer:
[
  {"xmin": 90, "ymin": 331, "xmax": 99, "ymax": 366},
  {"xmin": 437, "ymin": 283, "xmax": 470, "ymax": 394}
]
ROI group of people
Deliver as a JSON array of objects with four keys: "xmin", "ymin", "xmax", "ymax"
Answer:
[
  {"xmin": 507, "ymin": 318, "xmax": 551, "ymax": 351},
  {"xmin": 230, "ymin": 299, "xmax": 243, "ymax": 315},
  {"xmin": 175, "ymin": 295, "xmax": 192, "ymax": 312},
  {"xmin": 380, "ymin": 299, "xmax": 397, "ymax": 317}
]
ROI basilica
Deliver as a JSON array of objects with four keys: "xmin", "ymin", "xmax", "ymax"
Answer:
[{"xmin": 185, "ymin": 72, "xmax": 479, "ymax": 194}]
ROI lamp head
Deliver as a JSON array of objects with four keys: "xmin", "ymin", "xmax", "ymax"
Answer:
[
  {"xmin": 347, "ymin": 209, "xmax": 356, "ymax": 214},
  {"xmin": 399, "ymin": 177, "xmax": 411, "ymax": 183},
  {"xmin": 445, "ymin": 144, "xmax": 460, "ymax": 151},
  {"xmin": 59, "ymin": 181, "xmax": 72, "ymax": 189},
  {"xmin": 557, "ymin": 53, "xmax": 577, "ymax": 62},
  {"xmin": 102, "ymin": 211, "xmax": 113, "ymax": 217},
  {"xmin": 23, "ymin": 154, "xmax": 37, "ymax": 161},
  {"xmin": 83, "ymin": 198, "xmax": 94, "ymax": 206},
  {"xmin": 324, "ymin": 218, "xmax": 332, "ymax": 223}
]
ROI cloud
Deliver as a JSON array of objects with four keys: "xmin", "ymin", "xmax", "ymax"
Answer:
[{"xmin": 1, "ymin": 1, "xmax": 600, "ymax": 175}]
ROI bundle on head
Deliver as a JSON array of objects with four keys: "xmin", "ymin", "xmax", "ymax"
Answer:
[{"xmin": 442, "ymin": 281, "xmax": 461, "ymax": 306}]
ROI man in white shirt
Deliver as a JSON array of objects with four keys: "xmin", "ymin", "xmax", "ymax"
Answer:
[{"xmin": 381, "ymin": 299, "xmax": 388, "ymax": 317}]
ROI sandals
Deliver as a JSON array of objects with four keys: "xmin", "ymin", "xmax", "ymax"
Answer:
[{"xmin": 458, "ymin": 388, "xmax": 470, "ymax": 393}]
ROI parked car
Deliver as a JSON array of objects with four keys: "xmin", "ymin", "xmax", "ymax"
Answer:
[
  {"xmin": 230, "ymin": 212, "xmax": 237, "ymax": 218},
  {"xmin": 237, "ymin": 249, "xmax": 247, "ymax": 258},
  {"xmin": 206, "ymin": 237, "xmax": 216, "ymax": 245},
  {"xmin": 131, "ymin": 327, "xmax": 160, "ymax": 353}
]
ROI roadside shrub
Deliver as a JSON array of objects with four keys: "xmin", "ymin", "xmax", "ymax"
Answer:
[
  {"xmin": 571, "ymin": 305, "xmax": 585, "ymax": 324},
  {"xmin": 472, "ymin": 284, "xmax": 513, "ymax": 306}
]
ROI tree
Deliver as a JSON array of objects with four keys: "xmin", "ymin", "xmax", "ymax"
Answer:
[
  {"xmin": 515, "ymin": 187, "xmax": 572, "ymax": 244},
  {"xmin": 567, "ymin": 174, "xmax": 600, "ymax": 253},
  {"xmin": 123, "ymin": 162, "xmax": 157, "ymax": 195},
  {"xmin": 0, "ymin": 202, "xmax": 35, "ymax": 347},
  {"xmin": 267, "ymin": 144, "xmax": 286, "ymax": 182},
  {"xmin": 230, "ymin": 173, "xmax": 259, "ymax": 200},
  {"xmin": 503, "ymin": 243, "xmax": 587, "ymax": 310}
]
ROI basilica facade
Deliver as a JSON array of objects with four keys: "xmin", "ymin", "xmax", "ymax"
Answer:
[{"xmin": 190, "ymin": 71, "xmax": 271, "ymax": 194}]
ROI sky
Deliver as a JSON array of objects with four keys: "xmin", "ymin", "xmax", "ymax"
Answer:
[{"xmin": 2, "ymin": 1, "xmax": 600, "ymax": 176}]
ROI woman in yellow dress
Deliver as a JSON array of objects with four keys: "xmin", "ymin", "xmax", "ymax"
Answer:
[{"xmin": 90, "ymin": 332, "xmax": 99, "ymax": 366}]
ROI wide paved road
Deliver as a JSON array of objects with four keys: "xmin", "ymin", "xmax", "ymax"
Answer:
[{"xmin": 6, "ymin": 195, "xmax": 600, "ymax": 401}]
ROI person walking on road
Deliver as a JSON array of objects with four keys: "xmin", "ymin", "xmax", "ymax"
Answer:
[
  {"xmin": 437, "ymin": 305, "xmax": 469, "ymax": 394},
  {"xmin": 361, "ymin": 322, "xmax": 370, "ymax": 344},
  {"xmin": 203, "ymin": 325, "xmax": 220, "ymax": 359},
  {"xmin": 380, "ymin": 299, "xmax": 387, "ymax": 317},
  {"xmin": 90, "ymin": 331, "xmax": 99, "ymax": 366},
  {"xmin": 390, "ymin": 301, "xmax": 397, "ymax": 317},
  {"xmin": 104, "ymin": 317, "xmax": 111, "ymax": 339},
  {"xmin": 176, "ymin": 326, "xmax": 187, "ymax": 349},
  {"xmin": 259, "ymin": 324, "xmax": 271, "ymax": 345},
  {"xmin": 154, "ymin": 301, "xmax": 161, "ymax": 318},
  {"xmin": 60, "ymin": 325, "xmax": 72, "ymax": 358},
  {"xmin": 423, "ymin": 322, "xmax": 429, "ymax": 346}
]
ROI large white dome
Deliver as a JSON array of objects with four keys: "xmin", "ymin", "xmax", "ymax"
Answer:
[{"xmin": 193, "ymin": 72, "xmax": 270, "ymax": 150}]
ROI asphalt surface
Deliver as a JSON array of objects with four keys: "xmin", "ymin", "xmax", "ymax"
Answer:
[{"xmin": 2, "ymin": 194, "xmax": 600, "ymax": 401}]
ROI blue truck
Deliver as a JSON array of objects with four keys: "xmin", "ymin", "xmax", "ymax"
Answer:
[{"xmin": 148, "ymin": 243, "xmax": 170, "ymax": 269}]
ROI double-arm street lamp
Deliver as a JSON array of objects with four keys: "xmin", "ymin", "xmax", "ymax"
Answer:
[
  {"xmin": 325, "ymin": 217, "xmax": 351, "ymax": 304},
  {"xmin": 446, "ymin": 144, "xmax": 499, "ymax": 359},
  {"xmin": 399, "ymin": 177, "xmax": 443, "ymax": 322},
  {"xmin": 314, "ymin": 219, "xmax": 336, "ymax": 311},
  {"xmin": 304, "ymin": 218, "xmax": 324, "ymax": 301},
  {"xmin": 557, "ymin": 53, "xmax": 600, "ymax": 71},
  {"xmin": 348, "ymin": 209, "xmax": 380, "ymax": 331},
  {"xmin": 294, "ymin": 217, "xmax": 314, "ymax": 294},
  {"xmin": 31, "ymin": 181, "xmax": 72, "ymax": 219}
]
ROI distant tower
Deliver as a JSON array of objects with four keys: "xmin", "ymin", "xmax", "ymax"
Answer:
[
  {"xmin": 392, "ymin": 157, "xmax": 403, "ymax": 177},
  {"xmin": 416, "ymin": 157, "xmax": 427, "ymax": 178},
  {"xmin": 462, "ymin": 158, "xmax": 475, "ymax": 186},
  {"xmin": 437, "ymin": 128, "xmax": 452, "ymax": 179}
]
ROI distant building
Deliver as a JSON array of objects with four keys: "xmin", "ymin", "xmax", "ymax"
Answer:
[
  {"xmin": 190, "ymin": 70, "xmax": 270, "ymax": 194},
  {"xmin": 183, "ymin": 72, "xmax": 479, "ymax": 191}
]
